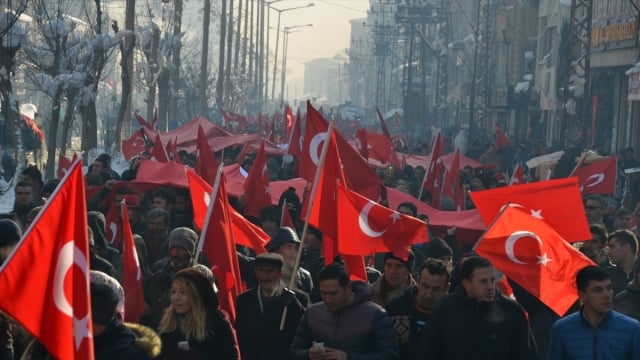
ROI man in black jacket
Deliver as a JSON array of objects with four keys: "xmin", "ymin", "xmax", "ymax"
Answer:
[
  {"xmin": 417, "ymin": 256, "xmax": 538, "ymax": 359},
  {"xmin": 236, "ymin": 253, "xmax": 308, "ymax": 360}
]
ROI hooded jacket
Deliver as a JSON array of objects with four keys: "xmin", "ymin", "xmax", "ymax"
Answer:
[
  {"xmin": 290, "ymin": 281, "xmax": 398, "ymax": 360},
  {"xmin": 94, "ymin": 321, "xmax": 161, "ymax": 360}
]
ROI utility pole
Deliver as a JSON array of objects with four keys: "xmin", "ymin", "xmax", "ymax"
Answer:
[
  {"xmin": 168, "ymin": 0, "xmax": 184, "ymax": 130},
  {"xmin": 241, "ymin": 0, "xmax": 249, "ymax": 75},
  {"xmin": 199, "ymin": 0, "xmax": 211, "ymax": 117},
  {"xmin": 234, "ymin": 0, "xmax": 242, "ymax": 70},
  {"xmin": 468, "ymin": 0, "xmax": 493, "ymax": 134},
  {"xmin": 216, "ymin": 0, "xmax": 227, "ymax": 111},
  {"xmin": 224, "ymin": 0, "xmax": 234, "ymax": 108}
]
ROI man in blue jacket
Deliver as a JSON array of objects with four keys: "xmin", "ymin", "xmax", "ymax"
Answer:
[{"xmin": 549, "ymin": 265, "xmax": 640, "ymax": 359}]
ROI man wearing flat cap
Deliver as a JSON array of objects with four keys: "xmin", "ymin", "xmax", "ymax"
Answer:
[
  {"xmin": 265, "ymin": 227, "xmax": 314, "ymax": 296},
  {"xmin": 236, "ymin": 253, "xmax": 309, "ymax": 360},
  {"xmin": 143, "ymin": 227, "xmax": 197, "ymax": 328}
]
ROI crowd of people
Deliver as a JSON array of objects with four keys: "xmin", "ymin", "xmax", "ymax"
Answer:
[{"xmin": 0, "ymin": 136, "xmax": 639, "ymax": 359}]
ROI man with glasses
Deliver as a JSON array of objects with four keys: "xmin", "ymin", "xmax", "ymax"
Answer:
[{"xmin": 584, "ymin": 195, "xmax": 607, "ymax": 225}]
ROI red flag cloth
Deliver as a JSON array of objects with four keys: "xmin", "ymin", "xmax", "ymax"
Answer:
[
  {"xmin": 57, "ymin": 154, "xmax": 73, "ymax": 179},
  {"xmin": 375, "ymin": 107, "xmax": 402, "ymax": 170},
  {"xmin": 441, "ymin": 149, "xmax": 465, "ymax": 210},
  {"xmin": 284, "ymin": 104, "xmax": 295, "ymax": 141},
  {"xmin": 151, "ymin": 135, "xmax": 169, "ymax": 162},
  {"xmin": 187, "ymin": 169, "xmax": 268, "ymax": 253},
  {"xmin": 243, "ymin": 141, "xmax": 272, "ymax": 219},
  {"xmin": 105, "ymin": 202, "xmax": 122, "ymax": 248},
  {"xmin": 120, "ymin": 199, "xmax": 145, "ymax": 323},
  {"xmin": 354, "ymin": 128, "xmax": 369, "ymax": 159},
  {"xmin": 0, "ymin": 160, "xmax": 94, "ymax": 359},
  {"xmin": 494, "ymin": 123, "xmax": 509, "ymax": 150},
  {"xmin": 509, "ymin": 163, "xmax": 524, "ymax": 186},
  {"xmin": 122, "ymin": 128, "xmax": 148, "ymax": 160},
  {"xmin": 280, "ymin": 202, "xmax": 296, "ymax": 229},
  {"xmin": 287, "ymin": 109, "xmax": 303, "ymax": 158},
  {"xmin": 336, "ymin": 182, "xmax": 428, "ymax": 259},
  {"xmin": 475, "ymin": 206, "xmax": 595, "ymax": 316},
  {"xmin": 573, "ymin": 157, "xmax": 617, "ymax": 195},
  {"xmin": 469, "ymin": 177, "xmax": 590, "ymax": 243},
  {"xmin": 198, "ymin": 175, "xmax": 244, "ymax": 322},
  {"xmin": 195, "ymin": 125, "xmax": 219, "ymax": 186},
  {"xmin": 301, "ymin": 101, "xmax": 381, "ymax": 200},
  {"xmin": 135, "ymin": 113, "xmax": 152, "ymax": 129},
  {"xmin": 166, "ymin": 138, "xmax": 182, "ymax": 164},
  {"xmin": 423, "ymin": 133, "xmax": 445, "ymax": 192},
  {"xmin": 23, "ymin": 115, "xmax": 44, "ymax": 142}
]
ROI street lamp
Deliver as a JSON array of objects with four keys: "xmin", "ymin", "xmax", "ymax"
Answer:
[
  {"xmin": 270, "ymin": 3, "xmax": 314, "ymax": 102},
  {"xmin": 280, "ymin": 24, "xmax": 313, "ymax": 106},
  {"xmin": 264, "ymin": 0, "xmax": 285, "ymax": 107}
]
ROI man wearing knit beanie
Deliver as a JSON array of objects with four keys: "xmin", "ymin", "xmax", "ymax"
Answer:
[{"xmin": 371, "ymin": 250, "xmax": 416, "ymax": 306}]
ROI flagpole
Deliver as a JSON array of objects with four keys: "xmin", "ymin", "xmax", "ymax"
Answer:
[
  {"xmin": 280, "ymin": 199, "xmax": 288, "ymax": 227},
  {"xmin": 417, "ymin": 132, "xmax": 439, "ymax": 201},
  {"xmin": 471, "ymin": 201, "xmax": 511, "ymax": 252},
  {"xmin": 568, "ymin": 152, "xmax": 587, "ymax": 177},
  {"xmin": 194, "ymin": 163, "xmax": 225, "ymax": 264},
  {"xmin": 279, "ymin": 120, "xmax": 336, "ymax": 331},
  {"xmin": 281, "ymin": 111, "xmax": 298, "ymax": 169}
]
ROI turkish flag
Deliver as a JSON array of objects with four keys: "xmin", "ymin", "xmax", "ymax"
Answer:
[
  {"xmin": 280, "ymin": 202, "xmax": 296, "ymax": 229},
  {"xmin": 494, "ymin": 123, "xmax": 509, "ymax": 150},
  {"xmin": 354, "ymin": 128, "xmax": 369, "ymax": 159},
  {"xmin": 195, "ymin": 125, "xmax": 219, "ymax": 186},
  {"xmin": 441, "ymin": 149, "xmax": 465, "ymax": 210},
  {"xmin": 375, "ymin": 107, "xmax": 402, "ymax": 170},
  {"xmin": 301, "ymin": 101, "xmax": 381, "ymax": 200},
  {"xmin": 243, "ymin": 141, "xmax": 272, "ymax": 219},
  {"xmin": 198, "ymin": 174, "xmax": 244, "ymax": 322},
  {"xmin": 187, "ymin": 169, "xmax": 268, "ymax": 253},
  {"xmin": 337, "ymin": 182, "xmax": 428, "ymax": 260},
  {"xmin": 57, "ymin": 153, "xmax": 76, "ymax": 179},
  {"xmin": 122, "ymin": 128, "xmax": 148, "ymax": 160},
  {"xmin": 366, "ymin": 132, "xmax": 397, "ymax": 166},
  {"xmin": 509, "ymin": 162, "xmax": 524, "ymax": 186},
  {"xmin": 573, "ymin": 157, "xmax": 617, "ymax": 195},
  {"xmin": 135, "ymin": 113, "xmax": 152, "ymax": 129},
  {"xmin": 469, "ymin": 177, "xmax": 590, "ymax": 243},
  {"xmin": 423, "ymin": 133, "xmax": 445, "ymax": 192},
  {"xmin": 475, "ymin": 206, "xmax": 594, "ymax": 316},
  {"xmin": 120, "ymin": 199, "xmax": 145, "ymax": 323},
  {"xmin": 166, "ymin": 138, "xmax": 182, "ymax": 164},
  {"xmin": 287, "ymin": 109, "xmax": 303, "ymax": 159},
  {"xmin": 0, "ymin": 160, "xmax": 94, "ymax": 359},
  {"xmin": 104, "ymin": 202, "xmax": 122, "ymax": 248},
  {"xmin": 150, "ymin": 134, "xmax": 169, "ymax": 162},
  {"xmin": 284, "ymin": 104, "xmax": 295, "ymax": 141}
]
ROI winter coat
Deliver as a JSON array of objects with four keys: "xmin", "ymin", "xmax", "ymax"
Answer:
[
  {"xmin": 549, "ymin": 309, "xmax": 640, "ymax": 359},
  {"xmin": 416, "ymin": 287, "xmax": 538, "ymax": 360},
  {"xmin": 158, "ymin": 310, "xmax": 240, "ymax": 360},
  {"xmin": 236, "ymin": 287, "xmax": 308, "ymax": 360},
  {"xmin": 94, "ymin": 321, "xmax": 161, "ymax": 360},
  {"xmin": 614, "ymin": 282, "xmax": 640, "ymax": 321},
  {"xmin": 371, "ymin": 274, "xmax": 416, "ymax": 307},
  {"xmin": 385, "ymin": 286, "xmax": 431, "ymax": 360},
  {"xmin": 290, "ymin": 281, "xmax": 399, "ymax": 360}
]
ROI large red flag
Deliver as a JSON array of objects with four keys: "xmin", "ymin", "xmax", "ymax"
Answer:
[
  {"xmin": 243, "ymin": 141, "xmax": 272, "ymax": 218},
  {"xmin": 375, "ymin": 107, "xmax": 402, "ymax": 170},
  {"xmin": 187, "ymin": 169, "xmax": 268, "ymax": 254},
  {"xmin": 354, "ymin": 128, "xmax": 369, "ymax": 159},
  {"xmin": 195, "ymin": 125, "xmax": 219, "ymax": 186},
  {"xmin": 198, "ymin": 174, "xmax": 244, "ymax": 322},
  {"xmin": 301, "ymin": 101, "xmax": 381, "ymax": 200},
  {"xmin": 120, "ymin": 199, "xmax": 145, "ymax": 323},
  {"xmin": 122, "ymin": 128, "xmax": 148, "ymax": 160},
  {"xmin": 57, "ymin": 153, "xmax": 77, "ymax": 179},
  {"xmin": 475, "ymin": 206, "xmax": 594, "ymax": 316},
  {"xmin": 441, "ymin": 149, "xmax": 465, "ymax": 210},
  {"xmin": 573, "ymin": 157, "xmax": 617, "ymax": 195},
  {"xmin": 469, "ymin": 177, "xmax": 590, "ymax": 242},
  {"xmin": 337, "ymin": 182, "xmax": 428, "ymax": 259},
  {"xmin": 150, "ymin": 135, "xmax": 169, "ymax": 162},
  {"xmin": 0, "ymin": 160, "xmax": 94, "ymax": 359}
]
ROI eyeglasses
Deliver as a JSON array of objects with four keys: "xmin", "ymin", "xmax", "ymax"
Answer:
[{"xmin": 585, "ymin": 206, "xmax": 601, "ymax": 210}]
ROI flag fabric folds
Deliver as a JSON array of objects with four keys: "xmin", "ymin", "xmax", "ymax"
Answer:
[
  {"xmin": 242, "ymin": 141, "xmax": 271, "ymax": 219},
  {"xmin": 120, "ymin": 199, "xmax": 145, "ymax": 323},
  {"xmin": 475, "ymin": 206, "xmax": 595, "ymax": 316},
  {"xmin": 0, "ymin": 160, "xmax": 94, "ymax": 359}
]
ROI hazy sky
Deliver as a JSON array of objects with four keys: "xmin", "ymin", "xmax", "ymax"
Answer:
[{"xmin": 268, "ymin": 0, "xmax": 370, "ymax": 98}]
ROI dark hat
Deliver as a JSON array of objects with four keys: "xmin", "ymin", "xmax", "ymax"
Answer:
[
  {"xmin": 168, "ymin": 227, "xmax": 197, "ymax": 255},
  {"xmin": 255, "ymin": 253, "xmax": 284, "ymax": 268},
  {"xmin": 384, "ymin": 250, "xmax": 415, "ymax": 271},
  {"xmin": 90, "ymin": 282, "xmax": 119, "ymax": 325},
  {"xmin": 0, "ymin": 219, "xmax": 21, "ymax": 247},
  {"xmin": 265, "ymin": 227, "xmax": 300, "ymax": 252},
  {"xmin": 123, "ymin": 194, "xmax": 141, "ymax": 208},
  {"xmin": 173, "ymin": 268, "xmax": 219, "ymax": 309},
  {"xmin": 260, "ymin": 205, "xmax": 280, "ymax": 222},
  {"xmin": 425, "ymin": 237, "xmax": 453, "ymax": 259}
]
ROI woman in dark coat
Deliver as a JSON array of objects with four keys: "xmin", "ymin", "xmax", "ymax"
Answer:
[{"xmin": 157, "ymin": 268, "xmax": 240, "ymax": 359}]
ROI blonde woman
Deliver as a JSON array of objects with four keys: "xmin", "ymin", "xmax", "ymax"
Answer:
[{"xmin": 158, "ymin": 268, "xmax": 240, "ymax": 359}]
